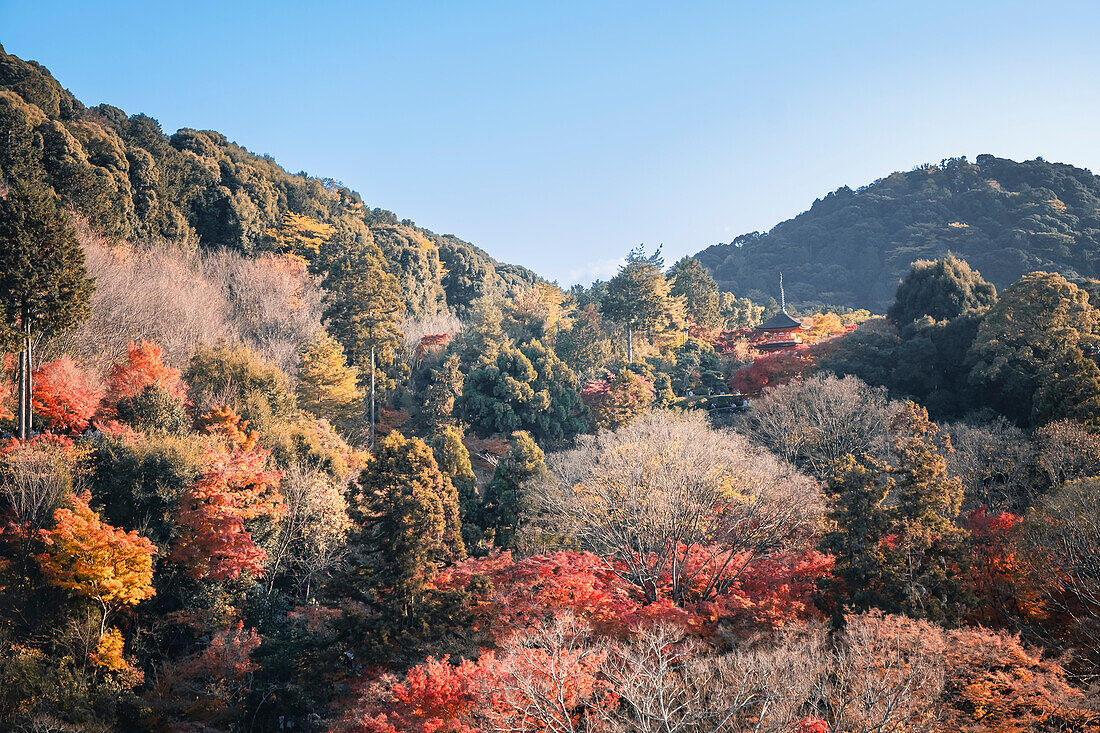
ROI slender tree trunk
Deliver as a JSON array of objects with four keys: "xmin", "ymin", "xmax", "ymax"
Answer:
[
  {"xmin": 17, "ymin": 349, "xmax": 25, "ymax": 440},
  {"xmin": 17, "ymin": 317, "xmax": 32, "ymax": 440},
  {"xmin": 24, "ymin": 321, "xmax": 32, "ymax": 439},
  {"xmin": 626, "ymin": 324, "xmax": 633, "ymax": 363},
  {"xmin": 370, "ymin": 345, "xmax": 376, "ymax": 448}
]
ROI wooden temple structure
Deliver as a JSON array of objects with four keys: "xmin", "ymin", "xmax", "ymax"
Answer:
[{"xmin": 752, "ymin": 273, "xmax": 804, "ymax": 351}]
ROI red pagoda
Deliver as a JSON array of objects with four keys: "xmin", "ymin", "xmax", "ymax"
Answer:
[{"xmin": 752, "ymin": 273, "xmax": 804, "ymax": 351}]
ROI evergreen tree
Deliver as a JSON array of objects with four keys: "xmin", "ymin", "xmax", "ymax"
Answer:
[
  {"xmin": 458, "ymin": 339, "xmax": 587, "ymax": 447},
  {"xmin": 420, "ymin": 353, "xmax": 463, "ymax": 433},
  {"xmin": 431, "ymin": 426, "xmax": 480, "ymax": 549},
  {"xmin": 0, "ymin": 177, "xmax": 94, "ymax": 438},
  {"xmin": 669, "ymin": 256, "xmax": 722, "ymax": 331},
  {"xmin": 888, "ymin": 255, "xmax": 997, "ymax": 326},
  {"xmin": 968, "ymin": 271, "xmax": 1100, "ymax": 426},
  {"xmin": 296, "ymin": 330, "xmax": 362, "ymax": 429},
  {"xmin": 348, "ymin": 432, "xmax": 465, "ymax": 615},
  {"xmin": 822, "ymin": 402, "xmax": 969, "ymax": 622},
  {"xmin": 322, "ymin": 238, "xmax": 407, "ymax": 396},
  {"xmin": 601, "ymin": 246, "xmax": 684, "ymax": 360},
  {"xmin": 479, "ymin": 430, "xmax": 546, "ymax": 548}
]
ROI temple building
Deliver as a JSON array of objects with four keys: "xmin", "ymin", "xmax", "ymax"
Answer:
[{"xmin": 752, "ymin": 273, "xmax": 804, "ymax": 351}]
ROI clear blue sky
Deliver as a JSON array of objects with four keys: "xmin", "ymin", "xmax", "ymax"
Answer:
[{"xmin": 3, "ymin": 1, "xmax": 1099, "ymax": 284}]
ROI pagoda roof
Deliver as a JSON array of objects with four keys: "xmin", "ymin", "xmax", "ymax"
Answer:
[{"xmin": 755, "ymin": 310, "xmax": 803, "ymax": 331}]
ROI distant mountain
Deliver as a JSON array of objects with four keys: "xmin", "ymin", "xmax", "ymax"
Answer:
[
  {"xmin": 694, "ymin": 156, "xmax": 1100, "ymax": 311},
  {"xmin": 0, "ymin": 44, "xmax": 539, "ymax": 317}
]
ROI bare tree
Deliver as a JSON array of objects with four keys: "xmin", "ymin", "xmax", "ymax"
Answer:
[
  {"xmin": 1025, "ymin": 477, "xmax": 1100, "ymax": 668},
  {"xmin": 265, "ymin": 460, "xmax": 352, "ymax": 601},
  {"xmin": 49, "ymin": 228, "xmax": 322, "ymax": 376},
  {"xmin": 1032, "ymin": 419, "xmax": 1100, "ymax": 488},
  {"xmin": 816, "ymin": 612, "xmax": 945, "ymax": 733},
  {"xmin": 741, "ymin": 374, "xmax": 898, "ymax": 478},
  {"xmin": 525, "ymin": 410, "xmax": 821, "ymax": 606},
  {"xmin": 943, "ymin": 416, "xmax": 1039, "ymax": 511},
  {"xmin": 0, "ymin": 445, "xmax": 73, "ymax": 588},
  {"xmin": 602, "ymin": 622, "xmax": 827, "ymax": 733}
]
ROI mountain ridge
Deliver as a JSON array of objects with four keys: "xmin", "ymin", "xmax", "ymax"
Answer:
[
  {"xmin": 0, "ymin": 44, "xmax": 540, "ymax": 318},
  {"xmin": 693, "ymin": 155, "xmax": 1100, "ymax": 311}
]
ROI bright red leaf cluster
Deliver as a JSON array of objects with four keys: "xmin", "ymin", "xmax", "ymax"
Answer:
[
  {"xmin": 170, "ymin": 446, "xmax": 284, "ymax": 581},
  {"xmin": 104, "ymin": 340, "xmax": 187, "ymax": 406},
  {"xmin": 32, "ymin": 357, "xmax": 104, "ymax": 433}
]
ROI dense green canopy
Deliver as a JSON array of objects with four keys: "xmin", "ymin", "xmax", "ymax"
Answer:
[{"xmin": 695, "ymin": 156, "xmax": 1100, "ymax": 311}]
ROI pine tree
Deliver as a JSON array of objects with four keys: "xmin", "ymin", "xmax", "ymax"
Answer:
[
  {"xmin": 297, "ymin": 330, "xmax": 363, "ymax": 428},
  {"xmin": 322, "ymin": 239, "xmax": 408, "ymax": 396},
  {"xmin": 0, "ymin": 177, "xmax": 94, "ymax": 438},
  {"xmin": 420, "ymin": 353, "xmax": 463, "ymax": 433},
  {"xmin": 669, "ymin": 256, "xmax": 722, "ymax": 331},
  {"xmin": 431, "ymin": 426, "xmax": 480, "ymax": 549},
  {"xmin": 480, "ymin": 431, "xmax": 546, "ymax": 548},
  {"xmin": 351, "ymin": 432, "xmax": 466, "ymax": 615},
  {"xmin": 823, "ymin": 402, "xmax": 969, "ymax": 621},
  {"xmin": 601, "ymin": 246, "xmax": 684, "ymax": 360}
]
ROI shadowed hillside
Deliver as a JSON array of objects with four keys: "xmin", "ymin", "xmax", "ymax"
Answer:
[{"xmin": 695, "ymin": 155, "xmax": 1100, "ymax": 310}]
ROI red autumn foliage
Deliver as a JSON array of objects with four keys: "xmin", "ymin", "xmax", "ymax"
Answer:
[
  {"xmin": 149, "ymin": 621, "xmax": 262, "ymax": 730},
  {"xmin": 334, "ymin": 619, "xmax": 613, "ymax": 733},
  {"xmin": 965, "ymin": 507, "xmax": 1045, "ymax": 626},
  {"xmin": 336, "ymin": 655, "xmax": 484, "ymax": 733},
  {"xmin": 730, "ymin": 345, "xmax": 818, "ymax": 394},
  {"xmin": 415, "ymin": 333, "xmax": 453, "ymax": 360},
  {"xmin": 31, "ymin": 357, "xmax": 104, "ymax": 433},
  {"xmin": 431, "ymin": 547, "xmax": 832, "ymax": 640},
  {"xmin": 169, "ymin": 446, "xmax": 284, "ymax": 581},
  {"xmin": 104, "ymin": 340, "xmax": 187, "ymax": 407}
]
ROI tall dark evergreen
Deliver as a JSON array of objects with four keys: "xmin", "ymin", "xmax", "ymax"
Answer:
[
  {"xmin": 321, "ymin": 237, "xmax": 408, "ymax": 395},
  {"xmin": 0, "ymin": 177, "xmax": 94, "ymax": 437},
  {"xmin": 601, "ymin": 246, "xmax": 683, "ymax": 361},
  {"xmin": 888, "ymin": 255, "xmax": 997, "ymax": 326}
]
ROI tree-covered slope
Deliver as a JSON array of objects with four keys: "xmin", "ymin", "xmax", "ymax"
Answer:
[
  {"xmin": 0, "ymin": 44, "xmax": 539, "ymax": 317},
  {"xmin": 695, "ymin": 156, "xmax": 1100, "ymax": 311}
]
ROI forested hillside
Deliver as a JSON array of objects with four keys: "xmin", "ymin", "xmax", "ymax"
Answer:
[
  {"xmin": 0, "ymin": 44, "xmax": 539, "ymax": 320},
  {"xmin": 695, "ymin": 155, "xmax": 1100, "ymax": 310},
  {"xmin": 4, "ymin": 43, "xmax": 1100, "ymax": 733}
]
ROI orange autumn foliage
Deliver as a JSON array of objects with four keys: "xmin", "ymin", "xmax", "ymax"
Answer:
[
  {"xmin": 965, "ymin": 507, "xmax": 1046, "ymax": 627},
  {"xmin": 0, "ymin": 353, "xmax": 15, "ymax": 423},
  {"xmin": 431, "ymin": 547, "xmax": 832, "ymax": 640},
  {"xmin": 32, "ymin": 357, "xmax": 104, "ymax": 433},
  {"xmin": 196, "ymin": 404, "xmax": 259, "ymax": 451},
  {"xmin": 37, "ymin": 491, "xmax": 157, "ymax": 612},
  {"xmin": 104, "ymin": 340, "xmax": 187, "ymax": 406},
  {"xmin": 170, "ymin": 446, "xmax": 283, "ymax": 581}
]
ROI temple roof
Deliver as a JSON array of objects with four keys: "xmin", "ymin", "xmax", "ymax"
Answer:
[{"xmin": 755, "ymin": 310, "xmax": 803, "ymax": 331}]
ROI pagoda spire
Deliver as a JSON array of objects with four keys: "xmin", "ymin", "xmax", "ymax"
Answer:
[{"xmin": 779, "ymin": 271, "xmax": 786, "ymax": 313}]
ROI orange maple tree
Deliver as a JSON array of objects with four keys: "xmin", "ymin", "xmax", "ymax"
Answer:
[
  {"xmin": 37, "ymin": 490, "xmax": 156, "ymax": 636},
  {"xmin": 104, "ymin": 340, "xmax": 187, "ymax": 406},
  {"xmin": 170, "ymin": 446, "xmax": 284, "ymax": 581},
  {"xmin": 32, "ymin": 356, "xmax": 104, "ymax": 433},
  {"xmin": 196, "ymin": 404, "xmax": 259, "ymax": 451}
]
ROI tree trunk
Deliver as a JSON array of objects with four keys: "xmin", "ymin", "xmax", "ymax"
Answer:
[
  {"xmin": 370, "ymin": 345, "xmax": 376, "ymax": 448},
  {"xmin": 626, "ymin": 324, "xmax": 633, "ymax": 363},
  {"xmin": 17, "ymin": 319, "xmax": 32, "ymax": 440}
]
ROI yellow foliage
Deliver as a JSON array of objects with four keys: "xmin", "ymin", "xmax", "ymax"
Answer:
[
  {"xmin": 37, "ymin": 491, "xmax": 157, "ymax": 610},
  {"xmin": 266, "ymin": 212, "xmax": 335, "ymax": 263}
]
